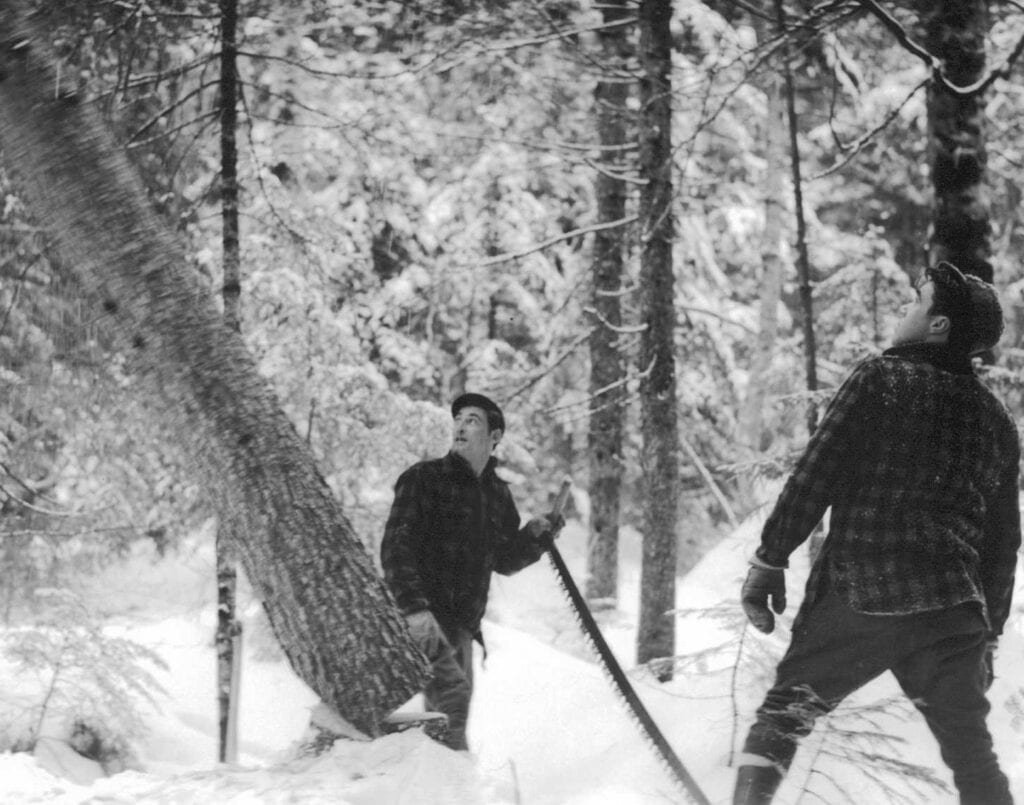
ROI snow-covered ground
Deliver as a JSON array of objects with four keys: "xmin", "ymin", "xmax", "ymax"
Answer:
[{"xmin": 0, "ymin": 513, "xmax": 1021, "ymax": 804}]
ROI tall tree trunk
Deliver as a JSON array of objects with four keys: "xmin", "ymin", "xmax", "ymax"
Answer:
[
  {"xmin": 586, "ymin": 0, "xmax": 631, "ymax": 606},
  {"xmin": 0, "ymin": 3, "xmax": 427, "ymax": 736},
  {"xmin": 636, "ymin": 0, "xmax": 677, "ymax": 680},
  {"xmin": 774, "ymin": 0, "xmax": 825, "ymax": 560},
  {"xmin": 220, "ymin": 0, "xmax": 242, "ymax": 333},
  {"xmin": 216, "ymin": 0, "xmax": 242, "ymax": 764},
  {"xmin": 920, "ymin": 0, "xmax": 992, "ymax": 282},
  {"xmin": 740, "ymin": 68, "xmax": 786, "ymax": 455},
  {"xmin": 776, "ymin": 0, "xmax": 818, "ymax": 433}
]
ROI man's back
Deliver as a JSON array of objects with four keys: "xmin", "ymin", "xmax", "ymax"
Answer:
[
  {"xmin": 825, "ymin": 344, "xmax": 1020, "ymax": 623},
  {"xmin": 735, "ymin": 266, "xmax": 1020, "ymax": 805}
]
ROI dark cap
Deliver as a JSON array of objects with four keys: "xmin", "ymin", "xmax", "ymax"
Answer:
[
  {"xmin": 926, "ymin": 262, "xmax": 1004, "ymax": 353},
  {"xmin": 451, "ymin": 392, "xmax": 505, "ymax": 433}
]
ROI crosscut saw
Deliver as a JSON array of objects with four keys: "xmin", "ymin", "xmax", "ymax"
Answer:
[{"xmin": 546, "ymin": 478, "xmax": 710, "ymax": 805}]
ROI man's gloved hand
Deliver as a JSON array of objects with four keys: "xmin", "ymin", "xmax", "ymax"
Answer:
[
  {"xmin": 984, "ymin": 639, "xmax": 997, "ymax": 691},
  {"xmin": 405, "ymin": 610, "xmax": 449, "ymax": 660},
  {"xmin": 524, "ymin": 513, "xmax": 566, "ymax": 546},
  {"xmin": 406, "ymin": 609, "xmax": 442, "ymax": 641},
  {"xmin": 741, "ymin": 563, "xmax": 787, "ymax": 634}
]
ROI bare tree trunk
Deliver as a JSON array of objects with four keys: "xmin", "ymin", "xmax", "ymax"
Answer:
[
  {"xmin": 775, "ymin": 0, "xmax": 817, "ymax": 434},
  {"xmin": 0, "ymin": 3, "xmax": 427, "ymax": 736},
  {"xmin": 919, "ymin": 0, "xmax": 992, "ymax": 283},
  {"xmin": 740, "ymin": 69, "xmax": 786, "ymax": 455},
  {"xmin": 216, "ymin": 0, "xmax": 242, "ymax": 764},
  {"xmin": 586, "ymin": 0, "xmax": 631, "ymax": 606},
  {"xmin": 220, "ymin": 0, "xmax": 241, "ymax": 333},
  {"xmin": 636, "ymin": 0, "xmax": 677, "ymax": 680},
  {"xmin": 773, "ymin": 0, "xmax": 826, "ymax": 560}
]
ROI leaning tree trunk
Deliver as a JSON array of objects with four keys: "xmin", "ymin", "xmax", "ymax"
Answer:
[
  {"xmin": 586, "ymin": 0, "xmax": 631, "ymax": 606},
  {"xmin": 636, "ymin": 0, "xmax": 678, "ymax": 681},
  {"xmin": 920, "ymin": 0, "xmax": 992, "ymax": 282},
  {"xmin": 0, "ymin": 3, "xmax": 426, "ymax": 736}
]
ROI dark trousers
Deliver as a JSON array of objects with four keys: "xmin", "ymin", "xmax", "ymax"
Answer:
[
  {"xmin": 410, "ymin": 615, "xmax": 473, "ymax": 750},
  {"xmin": 742, "ymin": 586, "xmax": 1012, "ymax": 805}
]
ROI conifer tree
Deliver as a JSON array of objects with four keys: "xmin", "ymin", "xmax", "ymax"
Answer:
[
  {"xmin": 636, "ymin": 0, "xmax": 678, "ymax": 678},
  {"xmin": 587, "ymin": 0, "xmax": 631, "ymax": 606},
  {"xmin": 215, "ymin": 0, "xmax": 242, "ymax": 764},
  {"xmin": 920, "ymin": 0, "xmax": 993, "ymax": 281}
]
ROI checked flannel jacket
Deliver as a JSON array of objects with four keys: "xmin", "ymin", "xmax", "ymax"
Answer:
[
  {"xmin": 756, "ymin": 342, "xmax": 1021, "ymax": 636},
  {"xmin": 380, "ymin": 451, "xmax": 546, "ymax": 637}
]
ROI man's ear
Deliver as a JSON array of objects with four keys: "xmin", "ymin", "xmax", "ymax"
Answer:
[
  {"xmin": 929, "ymin": 314, "xmax": 951, "ymax": 336},
  {"xmin": 490, "ymin": 429, "xmax": 503, "ymax": 449}
]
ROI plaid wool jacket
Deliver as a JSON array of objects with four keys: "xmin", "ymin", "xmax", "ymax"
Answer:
[
  {"xmin": 757, "ymin": 343, "xmax": 1021, "ymax": 636},
  {"xmin": 380, "ymin": 451, "xmax": 545, "ymax": 635}
]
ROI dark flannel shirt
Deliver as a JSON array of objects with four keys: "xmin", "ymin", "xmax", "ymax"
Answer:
[
  {"xmin": 757, "ymin": 343, "xmax": 1021, "ymax": 636},
  {"xmin": 380, "ymin": 451, "xmax": 545, "ymax": 635}
]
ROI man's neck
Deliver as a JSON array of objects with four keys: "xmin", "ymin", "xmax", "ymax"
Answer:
[{"xmin": 885, "ymin": 341, "xmax": 974, "ymax": 374}]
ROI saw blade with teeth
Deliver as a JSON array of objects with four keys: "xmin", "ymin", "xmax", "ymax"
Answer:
[{"xmin": 545, "ymin": 479, "xmax": 709, "ymax": 805}]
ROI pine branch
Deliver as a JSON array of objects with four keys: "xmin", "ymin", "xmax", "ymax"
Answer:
[
  {"xmin": 681, "ymin": 434, "xmax": 740, "ymax": 528},
  {"xmin": 233, "ymin": 17, "xmax": 637, "ymax": 82},
  {"xmin": 506, "ymin": 330, "xmax": 591, "ymax": 402},
  {"xmin": 474, "ymin": 215, "xmax": 639, "ymax": 269},
  {"xmin": 526, "ymin": 0, "xmax": 637, "ymax": 77},
  {"xmin": 121, "ymin": 79, "xmax": 220, "ymax": 145},
  {"xmin": 89, "ymin": 53, "xmax": 218, "ymax": 99},
  {"xmin": 233, "ymin": 80, "xmax": 317, "ymax": 251},
  {"xmin": 812, "ymin": 78, "xmax": 929, "ymax": 180},
  {"xmin": 124, "ymin": 108, "xmax": 218, "ymax": 150},
  {"xmin": 855, "ymin": 0, "xmax": 1024, "ymax": 95},
  {"xmin": 728, "ymin": 622, "xmax": 750, "ymax": 766},
  {"xmin": 583, "ymin": 304, "xmax": 647, "ymax": 334}
]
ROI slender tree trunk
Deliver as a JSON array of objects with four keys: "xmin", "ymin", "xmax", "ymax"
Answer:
[
  {"xmin": 636, "ymin": 0, "xmax": 677, "ymax": 680},
  {"xmin": 0, "ymin": 3, "xmax": 427, "ymax": 736},
  {"xmin": 775, "ymin": 0, "xmax": 817, "ymax": 433},
  {"xmin": 773, "ymin": 0, "xmax": 826, "ymax": 560},
  {"xmin": 220, "ymin": 0, "xmax": 241, "ymax": 332},
  {"xmin": 919, "ymin": 0, "xmax": 992, "ymax": 282},
  {"xmin": 740, "ymin": 69, "xmax": 786, "ymax": 455},
  {"xmin": 586, "ymin": 0, "xmax": 631, "ymax": 606},
  {"xmin": 216, "ymin": 0, "xmax": 242, "ymax": 764}
]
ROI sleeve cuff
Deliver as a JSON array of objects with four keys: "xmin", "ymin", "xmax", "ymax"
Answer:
[
  {"xmin": 400, "ymin": 599, "xmax": 431, "ymax": 616},
  {"xmin": 751, "ymin": 547, "xmax": 788, "ymax": 570}
]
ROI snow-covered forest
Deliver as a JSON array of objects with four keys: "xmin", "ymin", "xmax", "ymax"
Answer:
[{"xmin": 1, "ymin": 1, "xmax": 1023, "ymax": 802}]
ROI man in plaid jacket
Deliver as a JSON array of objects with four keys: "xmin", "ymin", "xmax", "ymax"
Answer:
[
  {"xmin": 734, "ymin": 263, "xmax": 1020, "ymax": 805},
  {"xmin": 381, "ymin": 392, "xmax": 563, "ymax": 750}
]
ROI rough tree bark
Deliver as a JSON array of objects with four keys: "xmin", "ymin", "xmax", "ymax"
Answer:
[
  {"xmin": 636, "ymin": 0, "xmax": 678, "ymax": 680},
  {"xmin": 919, "ymin": 0, "xmax": 993, "ymax": 282},
  {"xmin": 0, "ymin": 3, "xmax": 427, "ymax": 736},
  {"xmin": 586, "ymin": 0, "xmax": 631, "ymax": 606}
]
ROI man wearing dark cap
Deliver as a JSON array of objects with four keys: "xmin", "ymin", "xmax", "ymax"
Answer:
[
  {"xmin": 381, "ymin": 392, "xmax": 563, "ymax": 750},
  {"xmin": 733, "ymin": 263, "xmax": 1020, "ymax": 805}
]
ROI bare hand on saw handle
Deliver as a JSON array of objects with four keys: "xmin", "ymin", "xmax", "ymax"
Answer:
[
  {"xmin": 524, "ymin": 512, "xmax": 565, "ymax": 547},
  {"xmin": 741, "ymin": 554, "xmax": 787, "ymax": 634},
  {"xmin": 526, "ymin": 478, "xmax": 571, "ymax": 549}
]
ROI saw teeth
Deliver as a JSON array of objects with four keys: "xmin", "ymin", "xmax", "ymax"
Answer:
[{"xmin": 546, "ymin": 547, "xmax": 710, "ymax": 805}]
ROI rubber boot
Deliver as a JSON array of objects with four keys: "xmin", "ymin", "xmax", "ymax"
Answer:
[{"xmin": 733, "ymin": 764, "xmax": 783, "ymax": 805}]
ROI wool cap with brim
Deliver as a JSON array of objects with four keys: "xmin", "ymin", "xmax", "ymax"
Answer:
[{"xmin": 451, "ymin": 392, "xmax": 505, "ymax": 433}]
